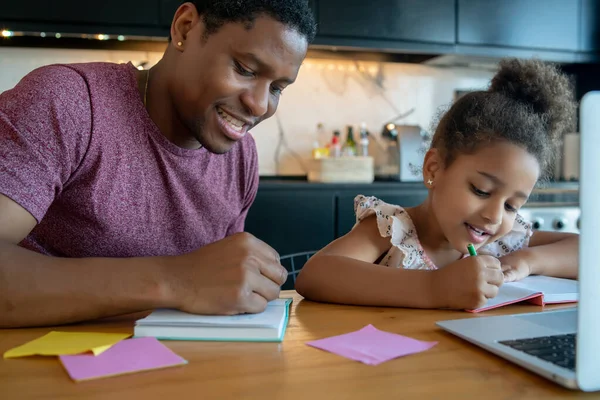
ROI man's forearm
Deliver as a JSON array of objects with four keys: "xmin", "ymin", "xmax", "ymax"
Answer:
[{"xmin": 0, "ymin": 241, "xmax": 175, "ymax": 328}]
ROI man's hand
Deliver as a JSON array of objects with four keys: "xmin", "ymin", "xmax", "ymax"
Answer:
[
  {"xmin": 165, "ymin": 232, "xmax": 287, "ymax": 315},
  {"xmin": 499, "ymin": 253, "xmax": 532, "ymax": 282},
  {"xmin": 431, "ymin": 255, "xmax": 504, "ymax": 310}
]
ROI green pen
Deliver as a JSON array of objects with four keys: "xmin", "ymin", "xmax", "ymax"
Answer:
[{"xmin": 467, "ymin": 243, "xmax": 477, "ymax": 256}]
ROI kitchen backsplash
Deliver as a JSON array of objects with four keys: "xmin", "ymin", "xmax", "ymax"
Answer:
[{"xmin": 0, "ymin": 47, "xmax": 494, "ymax": 175}]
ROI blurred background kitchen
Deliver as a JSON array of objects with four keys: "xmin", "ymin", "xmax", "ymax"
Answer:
[{"xmin": 1, "ymin": 0, "xmax": 599, "ymax": 287}]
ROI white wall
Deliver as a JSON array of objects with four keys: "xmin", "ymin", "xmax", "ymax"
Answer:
[{"xmin": 0, "ymin": 47, "xmax": 495, "ymax": 175}]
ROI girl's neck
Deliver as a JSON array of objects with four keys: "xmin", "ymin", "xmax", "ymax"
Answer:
[{"xmin": 406, "ymin": 199, "xmax": 463, "ymax": 268}]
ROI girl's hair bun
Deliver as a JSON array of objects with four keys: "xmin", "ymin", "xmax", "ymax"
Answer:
[{"xmin": 489, "ymin": 58, "xmax": 576, "ymax": 139}]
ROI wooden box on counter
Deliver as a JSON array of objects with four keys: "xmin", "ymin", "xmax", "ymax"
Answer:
[{"xmin": 307, "ymin": 156, "xmax": 374, "ymax": 183}]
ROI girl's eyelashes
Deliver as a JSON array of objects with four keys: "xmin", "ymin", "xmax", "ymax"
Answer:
[{"xmin": 471, "ymin": 183, "xmax": 519, "ymax": 213}]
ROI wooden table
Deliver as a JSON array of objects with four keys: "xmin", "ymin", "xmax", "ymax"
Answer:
[{"xmin": 1, "ymin": 291, "xmax": 596, "ymax": 399}]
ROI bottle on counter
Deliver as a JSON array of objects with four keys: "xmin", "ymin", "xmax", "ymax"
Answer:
[
  {"xmin": 330, "ymin": 130, "xmax": 342, "ymax": 157},
  {"xmin": 358, "ymin": 122, "xmax": 370, "ymax": 157},
  {"xmin": 311, "ymin": 122, "xmax": 330, "ymax": 159},
  {"xmin": 315, "ymin": 122, "xmax": 325, "ymax": 143},
  {"xmin": 342, "ymin": 125, "xmax": 357, "ymax": 156}
]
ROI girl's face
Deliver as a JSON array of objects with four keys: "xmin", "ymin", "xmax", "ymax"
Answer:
[{"xmin": 425, "ymin": 141, "xmax": 540, "ymax": 253}]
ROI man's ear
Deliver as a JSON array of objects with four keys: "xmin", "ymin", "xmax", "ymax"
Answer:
[
  {"xmin": 170, "ymin": 2, "xmax": 200, "ymax": 50},
  {"xmin": 422, "ymin": 148, "xmax": 444, "ymax": 188}
]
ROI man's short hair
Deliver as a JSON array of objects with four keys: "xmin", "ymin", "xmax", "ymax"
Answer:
[{"xmin": 190, "ymin": 0, "xmax": 317, "ymax": 42}]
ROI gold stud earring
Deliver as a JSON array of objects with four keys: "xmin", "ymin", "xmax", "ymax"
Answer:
[
  {"xmin": 177, "ymin": 41, "xmax": 183, "ymax": 47},
  {"xmin": 427, "ymin": 179, "xmax": 434, "ymax": 185}
]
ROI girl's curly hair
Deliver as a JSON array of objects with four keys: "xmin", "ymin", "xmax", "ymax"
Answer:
[{"xmin": 431, "ymin": 58, "xmax": 577, "ymax": 178}]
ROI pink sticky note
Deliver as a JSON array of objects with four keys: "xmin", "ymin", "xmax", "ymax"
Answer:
[
  {"xmin": 306, "ymin": 324, "xmax": 437, "ymax": 366},
  {"xmin": 59, "ymin": 337, "xmax": 187, "ymax": 381}
]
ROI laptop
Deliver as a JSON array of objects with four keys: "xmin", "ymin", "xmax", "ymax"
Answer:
[{"xmin": 436, "ymin": 91, "xmax": 600, "ymax": 392}]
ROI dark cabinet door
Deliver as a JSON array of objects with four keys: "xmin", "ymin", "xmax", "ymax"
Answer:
[
  {"xmin": 458, "ymin": 0, "xmax": 579, "ymax": 51},
  {"xmin": 159, "ymin": 0, "xmax": 182, "ymax": 27},
  {"xmin": 245, "ymin": 189, "xmax": 336, "ymax": 257},
  {"xmin": 581, "ymin": 0, "xmax": 600, "ymax": 51},
  {"xmin": 1, "ymin": 0, "xmax": 159, "ymax": 27},
  {"xmin": 245, "ymin": 188, "xmax": 336, "ymax": 290},
  {"xmin": 317, "ymin": 0, "xmax": 456, "ymax": 44},
  {"xmin": 336, "ymin": 189, "xmax": 427, "ymax": 238}
]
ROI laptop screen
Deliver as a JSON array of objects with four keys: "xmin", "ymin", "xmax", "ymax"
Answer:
[{"xmin": 576, "ymin": 91, "xmax": 600, "ymax": 391}]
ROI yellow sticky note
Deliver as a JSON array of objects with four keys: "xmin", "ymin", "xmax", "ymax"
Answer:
[{"xmin": 3, "ymin": 331, "xmax": 131, "ymax": 359}]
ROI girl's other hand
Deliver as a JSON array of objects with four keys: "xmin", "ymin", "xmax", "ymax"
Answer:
[{"xmin": 499, "ymin": 253, "xmax": 532, "ymax": 282}]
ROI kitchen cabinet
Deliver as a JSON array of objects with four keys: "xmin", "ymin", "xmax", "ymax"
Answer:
[
  {"xmin": 308, "ymin": 0, "xmax": 317, "ymax": 16},
  {"xmin": 244, "ymin": 188, "xmax": 336, "ymax": 257},
  {"xmin": 316, "ymin": 0, "xmax": 456, "ymax": 45},
  {"xmin": 1, "ymin": 0, "xmax": 597, "ymax": 63},
  {"xmin": 159, "ymin": 0, "xmax": 182, "ymax": 28},
  {"xmin": 1, "ymin": 0, "xmax": 161, "ymax": 35},
  {"xmin": 457, "ymin": 0, "xmax": 580, "ymax": 52},
  {"xmin": 245, "ymin": 182, "xmax": 429, "ymax": 253},
  {"xmin": 581, "ymin": 0, "xmax": 600, "ymax": 52}
]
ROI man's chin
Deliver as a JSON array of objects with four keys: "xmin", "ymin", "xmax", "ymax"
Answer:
[
  {"xmin": 205, "ymin": 145, "xmax": 234, "ymax": 155},
  {"xmin": 190, "ymin": 118, "xmax": 240, "ymax": 154},
  {"xmin": 197, "ymin": 136, "xmax": 237, "ymax": 154}
]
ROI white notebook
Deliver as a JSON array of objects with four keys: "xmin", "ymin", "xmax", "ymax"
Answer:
[
  {"xmin": 134, "ymin": 298, "xmax": 293, "ymax": 342},
  {"xmin": 469, "ymin": 275, "xmax": 578, "ymax": 313}
]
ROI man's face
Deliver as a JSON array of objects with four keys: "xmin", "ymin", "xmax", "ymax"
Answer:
[{"xmin": 169, "ymin": 13, "xmax": 308, "ymax": 153}]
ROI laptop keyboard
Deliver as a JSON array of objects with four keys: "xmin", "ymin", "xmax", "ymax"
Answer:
[{"xmin": 499, "ymin": 333, "xmax": 576, "ymax": 371}]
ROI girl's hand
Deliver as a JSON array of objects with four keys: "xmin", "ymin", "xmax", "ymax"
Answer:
[
  {"xmin": 499, "ymin": 253, "xmax": 532, "ymax": 282},
  {"xmin": 431, "ymin": 254, "xmax": 503, "ymax": 310}
]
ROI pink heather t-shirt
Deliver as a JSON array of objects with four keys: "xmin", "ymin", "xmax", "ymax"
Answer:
[{"xmin": 0, "ymin": 62, "xmax": 259, "ymax": 257}]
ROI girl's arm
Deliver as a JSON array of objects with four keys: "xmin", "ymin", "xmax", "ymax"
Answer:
[
  {"xmin": 295, "ymin": 215, "xmax": 437, "ymax": 308},
  {"xmin": 501, "ymin": 231, "xmax": 578, "ymax": 281}
]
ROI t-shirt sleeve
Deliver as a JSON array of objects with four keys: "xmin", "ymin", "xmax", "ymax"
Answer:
[
  {"xmin": 226, "ymin": 135, "xmax": 259, "ymax": 235},
  {"xmin": 0, "ymin": 65, "xmax": 92, "ymax": 223}
]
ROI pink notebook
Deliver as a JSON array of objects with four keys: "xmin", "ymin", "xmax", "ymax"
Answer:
[{"xmin": 468, "ymin": 276, "xmax": 578, "ymax": 313}]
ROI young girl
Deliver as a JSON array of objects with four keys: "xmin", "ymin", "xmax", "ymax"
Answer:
[{"xmin": 295, "ymin": 58, "xmax": 579, "ymax": 311}]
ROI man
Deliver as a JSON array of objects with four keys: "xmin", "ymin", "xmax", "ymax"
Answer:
[{"xmin": 0, "ymin": 1, "xmax": 316, "ymax": 327}]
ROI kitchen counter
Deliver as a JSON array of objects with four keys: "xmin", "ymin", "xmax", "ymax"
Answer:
[{"xmin": 257, "ymin": 177, "xmax": 579, "ymax": 205}]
